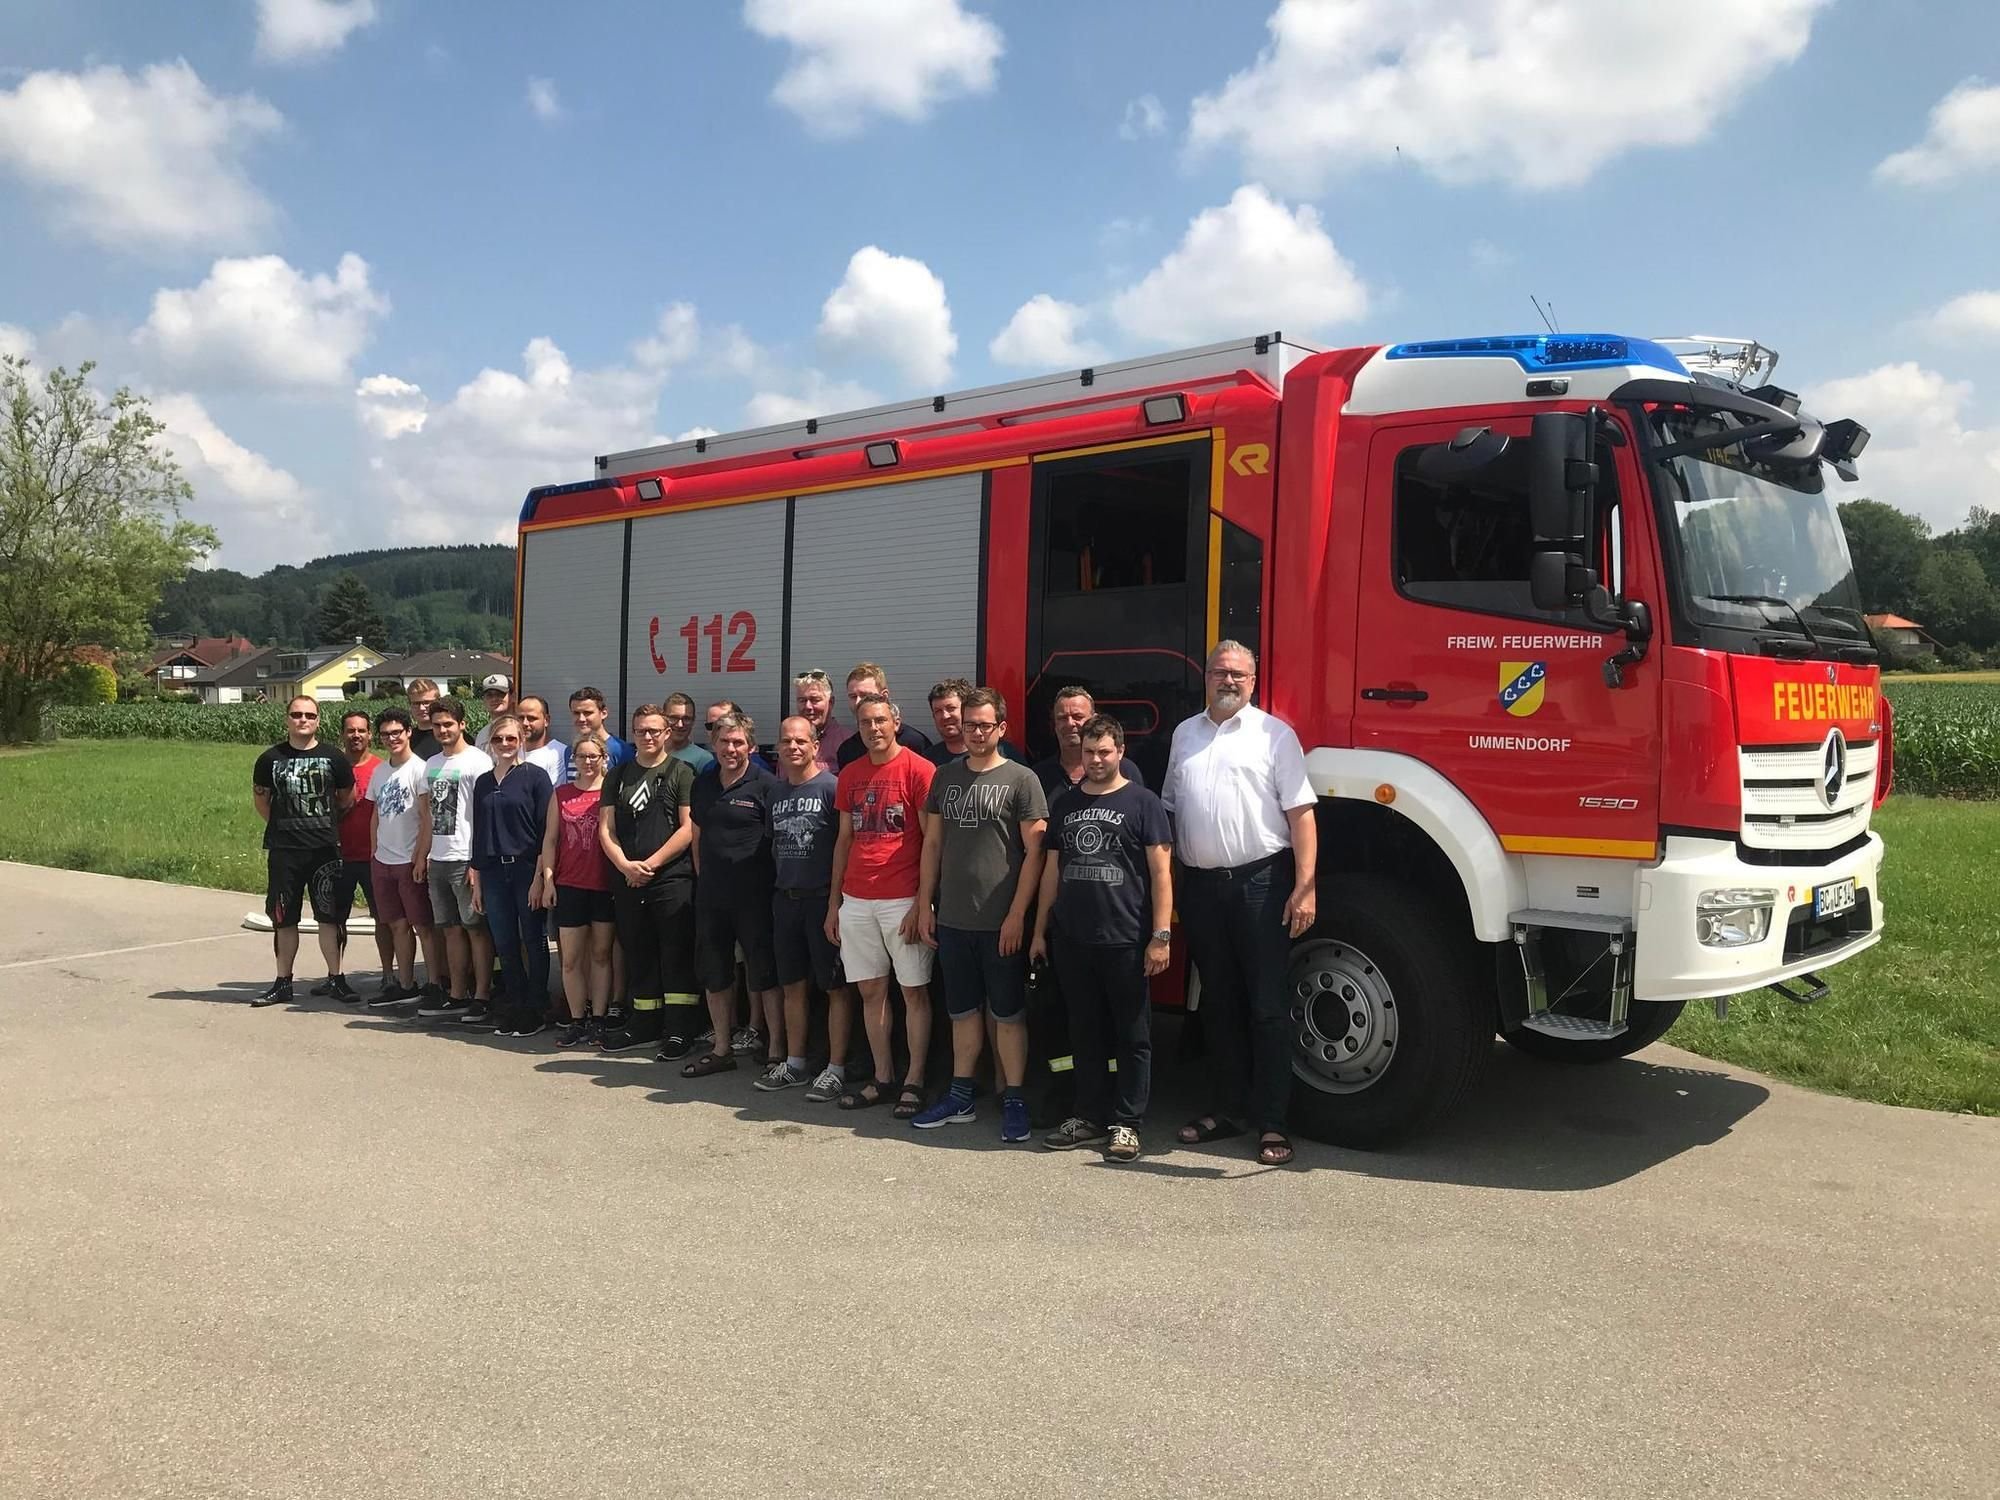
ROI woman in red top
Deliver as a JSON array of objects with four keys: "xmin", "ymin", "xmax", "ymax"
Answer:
[{"xmin": 534, "ymin": 732, "xmax": 617, "ymax": 1047}]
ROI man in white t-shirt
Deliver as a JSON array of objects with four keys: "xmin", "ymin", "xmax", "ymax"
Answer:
[
  {"xmin": 364, "ymin": 706, "xmax": 434, "ymax": 1008},
  {"xmin": 414, "ymin": 697, "xmax": 497, "ymax": 1025},
  {"xmin": 517, "ymin": 695, "xmax": 571, "ymax": 785}
]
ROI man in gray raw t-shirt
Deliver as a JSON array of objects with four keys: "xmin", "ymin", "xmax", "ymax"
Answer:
[{"xmin": 913, "ymin": 685, "xmax": 1048, "ymax": 1141}]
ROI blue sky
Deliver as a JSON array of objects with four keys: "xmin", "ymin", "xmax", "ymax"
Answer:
[{"xmin": 2, "ymin": 0, "xmax": 1997, "ymax": 571}]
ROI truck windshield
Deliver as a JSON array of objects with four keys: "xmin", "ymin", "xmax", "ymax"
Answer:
[{"xmin": 1648, "ymin": 410, "xmax": 1869, "ymax": 652}]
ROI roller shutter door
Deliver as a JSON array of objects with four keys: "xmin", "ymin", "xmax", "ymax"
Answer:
[
  {"xmin": 518, "ymin": 522, "xmax": 625, "ymax": 726},
  {"xmin": 626, "ymin": 499, "xmax": 790, "ymax": 727},
  {"xmin": 790, "ymin": 472, "xmax": 984, "ymax": 714}
]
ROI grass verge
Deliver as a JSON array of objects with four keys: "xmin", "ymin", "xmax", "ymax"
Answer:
[{"xmin": 1, "ymin": 743, "xmax": 1993, "ymax": 1115}]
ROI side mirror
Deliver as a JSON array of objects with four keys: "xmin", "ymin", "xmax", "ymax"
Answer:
[
  {"xmin": 1529, "ymin": 412, "xmax": 1593, "ymax": 543},
  {"xmin": 1530, "ymin": 551, "xmax": 1573, "ymax": 613},
  {"xmin": 1416, "ymin": 425, "xmax": 1510, "ymax": 482}
]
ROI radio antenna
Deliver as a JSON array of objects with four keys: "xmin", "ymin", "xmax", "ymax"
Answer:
[{"xmin": 1530, "ymin": 295, "xmax": 1558, "ymax": 334}]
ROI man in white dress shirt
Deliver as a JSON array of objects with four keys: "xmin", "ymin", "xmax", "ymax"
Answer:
[{"xmin": 1160, "ymin": 641, "xmax": 1318, "ymax": 1166}]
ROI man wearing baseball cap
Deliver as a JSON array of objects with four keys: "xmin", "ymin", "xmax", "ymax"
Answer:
[{"xmin": 474, "ymin": 673, "xmax": 513, "ymax": 750}]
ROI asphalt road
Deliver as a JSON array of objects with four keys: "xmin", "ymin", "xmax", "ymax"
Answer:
[{"xmin": 2, "ymin": 862, "xmax": 1995, "ymax": 1500}]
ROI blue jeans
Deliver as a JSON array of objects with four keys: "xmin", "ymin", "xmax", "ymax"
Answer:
[
  {"xmin": 1177, "ymin": 852, "xmax": 1295, "ymax": 1133},
  {"xmin": 480, "ymin": 859, "xmax": 547, "ymax": 1008}
]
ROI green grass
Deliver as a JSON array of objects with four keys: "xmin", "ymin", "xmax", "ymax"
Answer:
[
  {"xmin": 0, "ymin": 740, "xmax": 268, "ymax": 892},
  {"xmin": 1883, "ymin": 669, "xmax": 2000, "ymax": 684},
  {"xmin": 1, "ymin": 743, "xmax": 1993, "ymax": 1116},
  {"xmin": 1668, "ymin": 797, "xmax": 1998, "ymax": 1116}
]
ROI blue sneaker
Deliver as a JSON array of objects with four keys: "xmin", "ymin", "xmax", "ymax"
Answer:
[
  {"xmin": 1000, "ymin": 1096, "xmax": 1030, "ymax": 1143},
  {"xmin": 911, "ymin": 1093, "xmax": 976, "ymax": 1129}
]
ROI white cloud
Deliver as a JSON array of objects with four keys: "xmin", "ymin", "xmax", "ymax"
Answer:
[
  {"xmin": 149, "ymin": 391, "xmax": 329, "ymax": 564},
  {"xmin": 1469, "ymin": 238, "xmax": 1514, "ymax": 276},
  {"xmin": 1119, "ymin": 94, "xmax": 1166, "ymax": 140},
  {"xmin": 1877, "ymin": 79, "xmax": 2000, "ymax": 185},
  {"xmin": 138, "ymin": 252, "xmax": 388, "ymax": 391},
  {"xmin": 355, "ymin": 374, "xmax": 427, "ymax": 438},
  {"xmin": 256, "ymin": 0, "xmax": 380, "ymax": 64},
  {"xmin": 357, "ymin": 323, "xmax": 711, "ymax": 547},
  {"xmin": 634, "ymin": 302, "xmax": 700, "ymax": 371},
  {"xmin": 675, "ymin": 425, "xmax": 721, "ymax": 442},
  {"xmin": 1110, "ymin": 185, "xmax": 1367, "ymax": 345},
  {"xmin": 744, "ymin": 374, "xmax": 880, "ymax": 428},
  {"xmin": 744, "ymin": 0, "xmax": 1002, "ymax": 135},
  {"xmin": 817, "ymin": 245, "xmax": 955, "ymax": 388},
  {"xmin": 0, "ymin": 324, "xmax": 35, "ymax": 364},
  {"xmin": 1807, "ymin": 363, "xmax": 2000, "ymax": 533},
  {"xmin": 1922, "ymin": 290, "xmax": 2000, "ymax": 342},
  {"xmin": 0, "ymin": 61, "xmax": 282, "ymax": 250},
  {"xmin": 526, "ymin": 76, "xmax": 564, "ymax": 122},
  {"xmin": 1188, "ymin": 0, "xmax": 1825, "ymax": 193},
  {"xmin": 989, "ymin": 295, "xmax": 1106, "ymax": 368}
]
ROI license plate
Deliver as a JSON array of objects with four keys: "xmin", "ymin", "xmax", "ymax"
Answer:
[{"xmin": 1813, "ymin": 878, "xmax": 1856, "ymax": 918}]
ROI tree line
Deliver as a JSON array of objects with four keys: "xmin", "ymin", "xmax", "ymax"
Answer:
[{"xmin": 1839, "ymin": 501, "xmax": 2000, "ymax": 664}]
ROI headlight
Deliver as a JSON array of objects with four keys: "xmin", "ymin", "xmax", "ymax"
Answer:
[{"xmin": 1696, "ymin": 887, "xmax": 1778, "ymax": 947}]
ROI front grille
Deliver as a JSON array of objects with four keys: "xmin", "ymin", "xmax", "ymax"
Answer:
[
  {"xmin": 1782, "ymin": 890, "xmax": 1874, "ymax": 962},
  {"xmin": 1739, "ymin": 741, "xmax": 1876, "ymax": 851}
]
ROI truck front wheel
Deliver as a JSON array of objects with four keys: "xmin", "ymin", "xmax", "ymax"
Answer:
[{"xmin": 1282, "ymin": 876, "xmax": 1490, "ymax": 1149}]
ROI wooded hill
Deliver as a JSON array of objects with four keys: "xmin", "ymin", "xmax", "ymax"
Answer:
[{"xmin": 151, "ymin": 545, "xmax": 514, "ymax": 652}]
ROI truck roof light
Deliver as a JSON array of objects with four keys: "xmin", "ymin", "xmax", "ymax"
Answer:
[
  {"xmin": 864, "ymin": 440, "xmax": 901, "ymax": 469},
  {"xmin": 634, "ymin": 478, "xmax": 663, "ymax": 501},
  {"xmin": 1384, "ymin": 333, "xmax": 1685, "ymax": 376},
  {"xmin": 1746, "ymin": 384, "xmax": 1801, "ymax": 414},
  {"xmin": 1141, "ymin": 393, "xmax": 1188, "ymax": 426}
]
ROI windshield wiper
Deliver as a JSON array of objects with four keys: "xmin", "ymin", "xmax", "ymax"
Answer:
[{"xmin": 1697, "ymin": 592, "xmax": 1823, "ymax": 652}]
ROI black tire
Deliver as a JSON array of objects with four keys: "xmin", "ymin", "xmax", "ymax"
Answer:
[
  {"xmin": 1494, "ymin": 930, "xmax": 1686, "ymax": 1062},
  {"xmin": 1283, "ymin": 875, "xmax": 1490, "ymax": 1150}
]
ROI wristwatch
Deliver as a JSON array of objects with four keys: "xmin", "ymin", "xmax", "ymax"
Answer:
[{"xmin": 1149, "ymin": 929, "xmax": 1173, "ymax": 945}]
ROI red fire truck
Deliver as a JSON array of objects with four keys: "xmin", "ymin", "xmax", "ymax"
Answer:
[{"xmin": 516, "ymin": 331, "xmax": 1886, "ymax": 1145}]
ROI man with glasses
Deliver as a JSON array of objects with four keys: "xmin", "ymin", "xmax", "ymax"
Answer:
[
  {"xmin": 1161, "ymin": 641, "xmax": 1318, "ymax": 1169},
  {"xmin": 249, "ymin": 697, "xmax": 356, "ymax": 1008},
  {"xmin": 911, "ymin": 686, "xmax": 1048, "ymax": 1141},
  {"xmin": 663, "ymin": 692, "xmax": 713, "ymax": 773},
  {"xmin": 792, "ymin": 669, "xmax": 848, "ymax": 772},
  {"xmin": 834, "ymin": 663, "xmax": 931, "ymax": 769},
  {"xmin": 365, "ymin": 706, "xmax": 434, "ymax": 1008},
  {"xmin": 1034, "ymin": 686, "xmax": 1143, "ymax": 799}
]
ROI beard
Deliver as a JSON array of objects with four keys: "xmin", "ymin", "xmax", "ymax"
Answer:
[{"xmin": 1211, "ymin": 687, "xmax": 1246, "ymax": 714}]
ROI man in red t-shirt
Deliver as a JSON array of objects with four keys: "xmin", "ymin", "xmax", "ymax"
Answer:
[
  {"xmin": 825, "ymin": 693, "xmax": 935, "ymax": 1115},
  {"xmin": 319, "ymin": 708, "xmax": 394, "ymax": 1001}
]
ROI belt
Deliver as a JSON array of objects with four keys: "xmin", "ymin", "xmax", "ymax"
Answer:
[
  {"xmin": 496, "ymin": 854, "xmax": 526, "ymax": 865},
  {"xmin": 777, "ymin": 885, "xmax": 830, "ymax": 899},
  {"xmin": 1182, "ymin": 849, "xmax": 1291, "ymax": 881}
]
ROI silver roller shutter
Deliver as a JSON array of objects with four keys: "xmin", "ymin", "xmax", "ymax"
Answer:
[
  {"xmin": 518, "ymin": 522, "xmax": 625, "ymax": 725},
  {"xmin": 789, "ymin": 471, "xmax": 984, "ymax": 718},
  {"xmin": 626, "ymin": 499, "xmax": 790, "ymax": 728}
]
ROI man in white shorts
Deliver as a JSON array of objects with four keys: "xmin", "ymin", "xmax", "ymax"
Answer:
[{"xmin": 824, "ymin": 694, "xmax": 936, "ymax": 1117}]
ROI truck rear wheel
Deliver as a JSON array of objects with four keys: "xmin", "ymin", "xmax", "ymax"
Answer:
[
  {"xmin": 1283, "ymin": 876, "xmax": 1489, "ymax": 1149},
  {"xmin": 1494, "ymin": 931, "xmax": 1686, "ymax": 1062}
]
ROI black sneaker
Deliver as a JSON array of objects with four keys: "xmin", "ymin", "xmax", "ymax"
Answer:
[
  {"xmin": 417, "ymin": 981, "xmax": 446, "ymax": 1009},
  {"xmin": 460, "ymin": 1002, "xmax": 497, "ymax": 1029},
  {"xmin": 368, "ymin": 981, "xmax": 412, "ymax": 1009},
  {"xmin": 251, "ymin": 978, "xmax": 294, "ymax": 1008},
  {"xmin": 655, "ymin": 1032, "xmax": 696, "ymax": 1061},
  {"xmin": 553, "ymin": 1019, "xmax": 591, "ymax": 1047},
  {"xmin": 508, "ymin": 1014, "xmax": 548, "ymax": 1039},
  {"xmin": 418, "ymin": 994, "xmax": 470, "ymax": 1020},
  {"xmin": 598, "ymin": 1024, "xmax": 657, "ymax": 1053},
  {"xmin": 308, "ymin": 977, "xmax": 338, "ymax": 997},
  {"xmin": 603, "ymin": 1003, "xmax": 627, "ymax": 1030},
  {"xmin": 330, "ymin": 976, "xmax": 362, "ymax": 1004}
]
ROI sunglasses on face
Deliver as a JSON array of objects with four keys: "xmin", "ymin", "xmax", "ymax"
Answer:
[{"xmin": 289, "ymin": 711, "xmax": 318, "ymax": 720}]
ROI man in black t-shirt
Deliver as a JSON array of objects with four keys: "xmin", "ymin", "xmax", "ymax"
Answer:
[
  {"xmin": 596, "ymin": 703, "xmax": 701, "ymax": 1053},
  {"xmin": 1032, "ymin": 685, "xmax": 1144, "ymax": 798},
  {"xmin": 250, "ymin": 696, "xmax": 357, "ymax": 1008},
  {"xmin": 683, "ymin": 711, "xmax": 782, "ymax": 1077},
  {"xmin": 1030, "ymin": 715, "xmax": 1172, "ymax": 1161},
  {"xmin": 834, "ymin": 662, "xmax": 931, "ymax": 768}
]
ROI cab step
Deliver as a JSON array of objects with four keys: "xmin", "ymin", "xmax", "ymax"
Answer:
[{"xmin": 1519, "ymin": 1011, "xmax": 1629, "ymax": 1041}]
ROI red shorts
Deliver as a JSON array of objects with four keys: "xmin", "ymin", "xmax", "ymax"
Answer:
[{"xmin": 369, "ymin": 859, "xmax": 431, "ymax": 927}]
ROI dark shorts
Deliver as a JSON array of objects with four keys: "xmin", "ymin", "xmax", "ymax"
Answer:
[
  {"xmin": 695, "ymin": 892, "xmax": 778, "ymax": 994},
  {"xmin": 555, "ymin": 884, "xmax": 616, "ymax": 928},
  {"xmin": 329, "ymin": 858, "xmax": 373, "ymax": 924},
  {"xmin": 265, "ymin": 846, "xmax": 341, "ymax": 929},
  {"xmin": 771, "ymin": 885, "xmax": 844, "ymax": 992},
  {"xmin": 936, "ymin": 924, "xmax": 1027, "ymax": 1022}
]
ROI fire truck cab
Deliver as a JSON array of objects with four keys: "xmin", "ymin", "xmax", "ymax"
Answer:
[{"xmin": 517, "ymin": 330, "xmax": 1885, "ymax": 1145}]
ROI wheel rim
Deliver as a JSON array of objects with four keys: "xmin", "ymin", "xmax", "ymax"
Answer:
[{"xmin": 1288, "ymin": 938, "xmax": 1398, "ymax": 1095}]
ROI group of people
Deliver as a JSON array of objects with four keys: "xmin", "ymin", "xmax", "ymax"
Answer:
[{"xmin": 249, "ymin": 645, "xmax": 1319, "ymax": 1165}]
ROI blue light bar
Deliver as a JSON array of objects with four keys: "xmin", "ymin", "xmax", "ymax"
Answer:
[
  {"xmin": 1384, "ymin": 333, "xmax": 1686, "ymax": 376},
  {"xmin": 519, "ymin": 477, "xmax": 610, "ymax": 525}
]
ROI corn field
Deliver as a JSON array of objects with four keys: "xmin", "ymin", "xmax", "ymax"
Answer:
[
  {"xmin": 1883, "ymin": 682, "xmax": 2000, "ymax": 800},
  {"xmin": 43, "ymin": 699, "xmax": 489, "ymax": 746}
]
